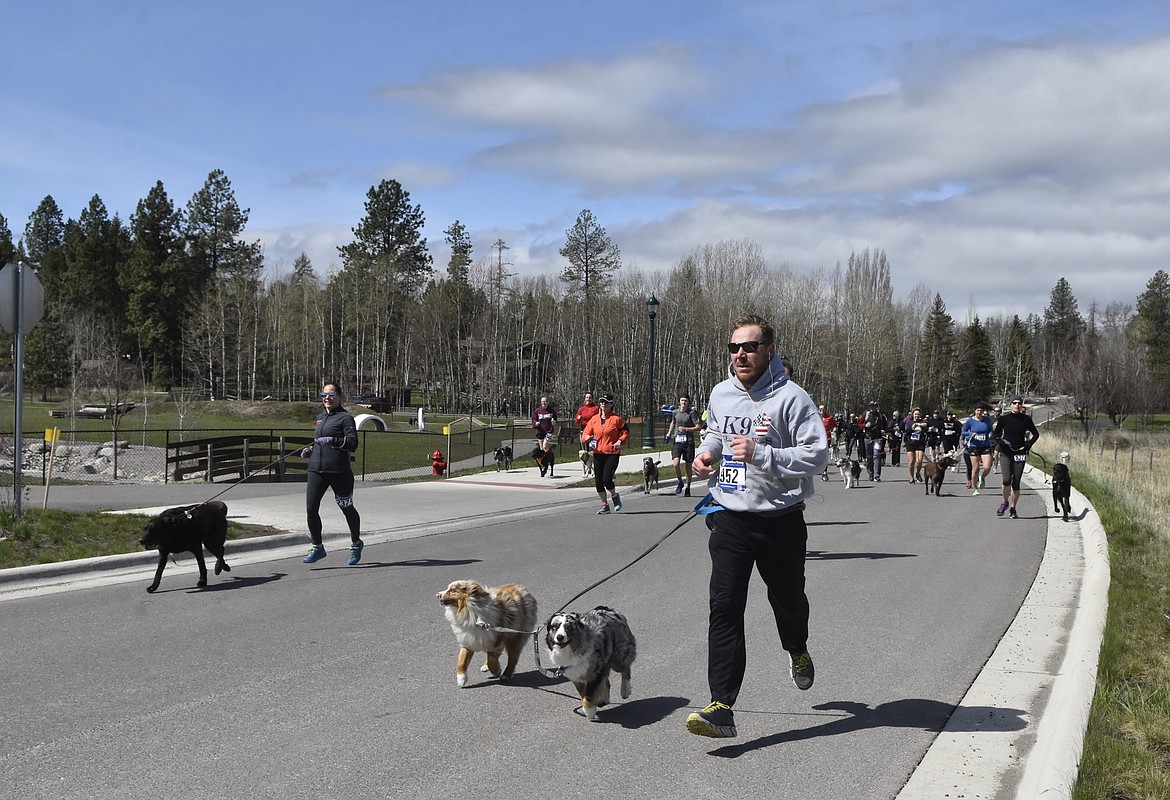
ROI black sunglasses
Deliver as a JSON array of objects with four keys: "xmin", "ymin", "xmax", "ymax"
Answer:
[
  {"xmin": 319, "ymin": 391, "xmax": 339, "ymax": 399},
  {"xmin": 727, "ymin": 340, "xmax": 771, "ymax": 354}
]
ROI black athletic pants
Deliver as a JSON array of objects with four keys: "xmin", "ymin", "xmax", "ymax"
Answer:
[
  {"xmin": 705, "ymin": 507, "xmax": 809, "ymax": 707},
  {"xmin": 592, "ymin": 451, "xmax": 620, "ymax": 495},
  {"xmin": 306, "ymin": 470, "xmax": 362, "ymax": 546}
]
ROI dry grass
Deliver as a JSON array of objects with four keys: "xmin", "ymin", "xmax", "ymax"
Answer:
[
  {"xmin": 1035, "ymin": 426, "xmax": 1170, "ymax": 543},
  {"xmin": 1034, "ymin": 423, "xmax": 1170, "ymax": 798}
]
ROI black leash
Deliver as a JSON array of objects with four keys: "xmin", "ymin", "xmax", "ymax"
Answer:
[
  {"xmin": 180, "ymin": 442, "xmax": 310, "ymax": 518},
  {"xmin": 478, "ymin": 492, "xmax": 721, "ymax": 678}
]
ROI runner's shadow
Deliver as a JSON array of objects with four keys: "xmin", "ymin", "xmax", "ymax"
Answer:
[
  {"xmin": 709, "ymin": 698, "xmax": 1025, "ymax": 758},
  {"xmin": 312, "ymin": 557, "xmax": 480, "ymax": 571}
]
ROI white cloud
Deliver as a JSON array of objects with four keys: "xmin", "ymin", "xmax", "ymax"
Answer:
[{"xmin": 282, "ymin": 32, "xmax": 1170, "ymax": 319}]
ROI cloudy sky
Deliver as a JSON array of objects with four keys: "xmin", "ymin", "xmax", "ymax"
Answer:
[{"xmin": 3, "ymin": 1, "xmax": 1168, "ymax": 320}]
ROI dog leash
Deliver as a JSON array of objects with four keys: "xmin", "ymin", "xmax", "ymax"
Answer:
[
  {"xmin": 476, "ymin": 492, "xmax": 723, "ymax": 678},
  {"xmin": 179, "ymin": 444, "xmax": 311, "ymax": 518}
]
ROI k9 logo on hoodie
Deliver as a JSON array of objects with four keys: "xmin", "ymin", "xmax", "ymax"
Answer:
[{"xmin": 718, "ymin": 413, "xmax": 774, "ymax": 445}]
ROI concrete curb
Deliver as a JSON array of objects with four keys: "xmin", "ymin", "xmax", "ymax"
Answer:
[
  {"xmin": 1012, "ymin": 481, "xmax": 1107, "ymax": 799},
  {"xmin": 896, "ymin": 466, "xmax": 1107, "ymax": 798},
  {"xmin": 0, "ymin": 531, "xmax": 309, "ymax": 590}
]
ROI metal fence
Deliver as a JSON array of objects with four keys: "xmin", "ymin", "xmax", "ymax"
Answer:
[{"xmin": 0, "ymin": 421, "xmax": 651, "ymax": 485}]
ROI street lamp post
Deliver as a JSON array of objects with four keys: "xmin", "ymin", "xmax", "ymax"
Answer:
[{"xmin": 643, "ymin": 295, "xmax": 659, "ymax": 448}]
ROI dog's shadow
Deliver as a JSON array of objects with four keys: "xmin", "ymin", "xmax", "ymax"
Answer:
[
  {"xmin": 188, "ymin": 573, "xmax": 287, "ymax": 592},
  {"xmin": 707, "ymin": 698, "xmax": 1026, "ymax": 758},
  {"xmin": 586, "ymin": 695, "xmax": 691, "ymax": 729},
  {"xmin": 506, "ymin": 672, "xmax": 690, "ymax": 728}
]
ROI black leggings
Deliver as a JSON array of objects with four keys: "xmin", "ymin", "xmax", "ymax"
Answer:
[
  {"xmin": 306, "ymin": 470, "xmax": 362, "ymax": 546},
  {"xmin": 999, "ymin": 453, "xmax": 1027, "ymax": 491},
  {"xmin": 593, "ymin": 452, "xmax": 620, "ymax": 494}
]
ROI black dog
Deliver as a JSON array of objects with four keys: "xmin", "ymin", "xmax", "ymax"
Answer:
[
  {"xmin": 140, "ymin": 501, "xmax": 231, "ymax": 593},
  {"xmin": 531, "ymin": 446, "xmax": 555, "ymax": 478},
  {"xmin": 493, "ymin": 445, "xmax": 513, "ymax": 472},
  {"xmin": 1051, "ymin": 463, "xmax": 1072, "ymax": 522}
]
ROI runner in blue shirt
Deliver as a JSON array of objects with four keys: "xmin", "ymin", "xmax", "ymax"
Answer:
[{"xmin": 961, "ymin": 404, "xmax": 995, "ymax": 496}]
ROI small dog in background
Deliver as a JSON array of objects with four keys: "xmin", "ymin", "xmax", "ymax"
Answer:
[
  {"xmin": 139, "ymin": 500, "xmax": 231, "ymax": 593},
  {"xmin": 436, "ymin": 580, "xmax": 538, "ymax": 688},
  {"xmin": 544, "ymin": 606, "xmax": 637, "ymax": 721},
  {"xmin": 579, "ymin": 449, "xmax": 594, "ymax": 477},
  {"xmin": 530, "ymin": 446, "xmax": 556, "ymax": 478},
  {"xmin": 923, "ymin": 452, "xmax": 958, "ymax": 497},
  {"xmin": 837, "ymin": 458, "xmax": 861, "ymax": 489},
  {"xmin": 493, "ymin": 445, "xmax": 513, "ymax": 472},
  {"xmin": 642, "ymin": 457, "xmax": 660, "ymax": 494},
  {"xmin": 1051, "ymin": 462, "xmax": 1072, "ymax": 522}
]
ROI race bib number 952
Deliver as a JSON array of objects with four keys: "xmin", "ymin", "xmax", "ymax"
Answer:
[{"xmin": 718, "ymin": 454, "xmax": 747, "ymax": 492}]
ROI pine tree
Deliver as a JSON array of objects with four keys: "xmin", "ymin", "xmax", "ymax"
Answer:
[
  {"xmin": 559, "ymin": 209, "xmax": 621, "ymax": 303},
  {"xmin": 1002, "ymin": 315, "xmax": 1038, "ymax": 399},
  {"xmin": 1133, "ymin": 269, "xmax": 1170, "ymax": 392},
  {"xmin": 184, "ymin": 170, "xmax": 263, "ymax": 398},
  {"xmin": 955, "ymin": 316, "xmax": 995, "ymax": 408},
  {"xmin": 60, "ymin": 195, "xmax": 131, "ymax": 336},
  {"xmin": 0, "ymin": 212, "xmax": 15, "ymax": 265},
  {"xmin": 1042, "ymin": 277, "xmax": 1085, "ymax": 367},
  {"xmin": 560, "ymin": 209, "xmax": 621, "ymax": 386},
  {"xmin": 336, "ymin": 179, "xmax": 433, "ymax": 394},
  {"xmin": 122, "ymin": 181, "xmax": 187, "ymax": 387},
  {"xmin": 444, "ymin": 220, "xmax": 472, "ymax": 284},
  {"xmin": 917, "ymin": 294, "xmax": 956, "ymax": 410}
]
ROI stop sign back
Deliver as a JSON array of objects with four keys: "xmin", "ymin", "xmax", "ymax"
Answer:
[{"xmin": 0, "ymin": 262, "xmax": 45, "ymax": 334}]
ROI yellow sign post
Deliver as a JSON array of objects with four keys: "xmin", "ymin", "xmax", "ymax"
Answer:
[{"xmin": 42, "ymin": 427, "xmax": 60, "ymax": 510}]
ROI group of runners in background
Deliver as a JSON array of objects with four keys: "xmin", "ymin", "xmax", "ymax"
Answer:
[{"xmin": 817, "ymin": 397, "xmax": 1040, "ymax": 517}]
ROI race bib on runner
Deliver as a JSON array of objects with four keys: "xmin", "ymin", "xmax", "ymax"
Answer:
[
  {"xmin": 1013, "ymin": 453, "xmax": 1027, "ymax": 462},
  {"xmin": 675, "ymin": 433, "xmax": 689, "ymax": 443},
  {"xmin": 718, "ymin": 454, "xmax": 747, "ymax": 492}
]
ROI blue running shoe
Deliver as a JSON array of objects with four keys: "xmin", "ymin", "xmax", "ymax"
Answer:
[
  {"xmin": 347, "ymin": 539, "xmax": 364, "ymax": 566},
  {"xmin": 303, "ymin": 546, "xmax": 326, "ymax": 564},
  {"xmin": 613, "ymin": 493, "xmax": 622, "ymax": 511}
]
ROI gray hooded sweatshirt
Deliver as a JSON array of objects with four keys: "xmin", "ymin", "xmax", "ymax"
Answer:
[{"xmin": 695, "ymin": 353, "xmax": 829, "ymax": 515}]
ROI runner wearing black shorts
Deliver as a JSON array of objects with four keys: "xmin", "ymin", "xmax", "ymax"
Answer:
[
  {"xmin": 903, "ymin": 408, "xmax": 929, "ymax": 483},
  {"xmin": 993, "ymin": 395, "xmax": 1039, "ymax": 519},
  {"xmin": 665, "ymin": 394, "xmax": 702, "ymax": 496}
]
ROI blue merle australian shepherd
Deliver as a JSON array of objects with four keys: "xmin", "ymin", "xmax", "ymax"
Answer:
[{"xmin": 544, "ymin": 606, "xmax": 637, "ymax": 721}]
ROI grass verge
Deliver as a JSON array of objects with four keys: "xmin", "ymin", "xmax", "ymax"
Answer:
[
  {"xmin": 0, "ymin": 508, "xmax": 284, "ymax": 570},
  {"xmin": 1031, "ymin": 428, "xmax": 1170, "ymax": 798}
]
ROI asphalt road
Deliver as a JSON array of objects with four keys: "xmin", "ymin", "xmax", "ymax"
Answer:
[{"xmin": 0, "ymin": 470, "xmax": 1046, "ymax": 799}]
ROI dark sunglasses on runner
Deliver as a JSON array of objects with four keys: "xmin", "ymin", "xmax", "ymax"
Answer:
[
  {"xmin": 319, "ymin": 391, "xmax": 339, "ymax": 399},
  {"xmin": 727, "ymin": 340, "xmax": 770, "ymax": 354}
]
